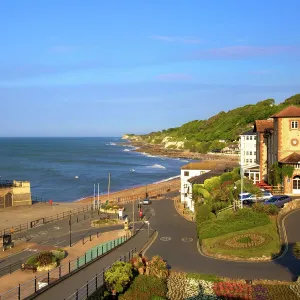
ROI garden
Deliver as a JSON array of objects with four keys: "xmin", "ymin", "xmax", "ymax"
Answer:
[
  {"xmin": 192, "ymin": 168, "xmax": 282, "ymax": 260},
  {"xmin": 88, "ymin": 253, "xmax": 300, "ymax": 300},
  {"xmin": 25, "ymin": 248, "xmax": 66, "ymax": 271},
  {"xmin": 91, "ymin": 219, "xmax": 120, "ymax": 227},
  {"xmin": 100, "ymin": 204, "xmax": 125, "ymax": 214}
]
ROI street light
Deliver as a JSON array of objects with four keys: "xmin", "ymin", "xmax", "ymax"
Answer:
[{"xmin": 69, "ymin": 214, "xmax": 72, "ymax": 247}]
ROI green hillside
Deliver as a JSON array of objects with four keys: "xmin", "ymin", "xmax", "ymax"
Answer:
[{"xmin": 125, "ymin": 94, "xmax": 300, "ymax": 153}]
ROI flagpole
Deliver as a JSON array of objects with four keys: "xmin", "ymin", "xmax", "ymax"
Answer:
[
  {"xmin": 93, "ymin": 183, "xmax": 96, "ymax": 210},
  {"xmin": 98, "ymin": 183, "xmax": 100, "ymax": 208},
  {"xmin": 108, "ymin": 173, "xmax": 111, "ymax": 203}
]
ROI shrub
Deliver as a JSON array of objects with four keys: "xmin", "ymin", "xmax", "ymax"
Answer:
[
  {"xmin": 51, "ymin": 249, "xmax": 65, "ymax": 261},
  {"xmin": 145, "ymin": 256, "xmax": 169, "ymax": 279},
  {"xmin": 252, "ymin": 203, "xmax": 279, "ymax": 215},
  {"xmin": 151, "ymin": 296, "xmax": 167, "ymax": 300},
  {"xmin": 36, "ymin": 251, "xmax": 55, "ymax": 267},
  {"xmin": 104, "ymin": 261, "xmax": 133, "ymax": 293},
  {"xmin": 119, "ymin": 275, "xmax": 167, "ymax": 300},
  {"xmin": 196, "ymin": 203, "xmax": 212, "ymax": 224},
  {"xmin": 213, "ymin": 281, "xmax": 252, "ymax": 299},
  {"xmin": 211, "ymin": 201, "xmax": 231, "ymax": 214},
  {"xmin": 204, "ymin": 176, "xmax": 221, "ymax": 193},
  {"xmin": 198, "ymin": 208, "xmax": 270, "ymax": 239},
  {"xmin": 186, "ymin": 273, "xmax": 222, "ymax": 282},
  {"xmin": 293, "ymin": 242, "xmax": 300, "ymax": 259},
  {"xmin": 264, "ymin": 284, "xmax": 298, "ymax": 300},
  {"xmin": 26, "ymin": 255, "xmax": 37, "ymax": 266}
]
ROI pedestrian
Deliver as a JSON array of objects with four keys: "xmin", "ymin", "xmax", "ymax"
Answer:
[
  {"xmin": 118, "ymin": 208, "xmax": 123, "ymax": 220},
  {"xmin": 139, "ymin": 209, "xmax": 143, "ymax": 220}
]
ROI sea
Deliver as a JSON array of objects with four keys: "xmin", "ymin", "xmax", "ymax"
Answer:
[{"xmin": 0, "ymin": 137, "xmax": 191, "ymax": 202}]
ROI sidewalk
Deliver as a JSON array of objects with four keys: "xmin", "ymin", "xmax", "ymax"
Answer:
[
  {"xmin": 173, "ymin": 196, "xmax": 195, "ymax": 222},
  {"xmin": 34, "ymin": 229, "xmax": 149, "ymax": 300},
  {"xmin": 0, "ymin": 229, "xmax": 126, "ymax": 295},
  {"xmin": 0, "ymin": 202, "xmax": 88, "ymax": 230}
]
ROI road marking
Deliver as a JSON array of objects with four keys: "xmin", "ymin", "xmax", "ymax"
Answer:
[
  {"xmin": 38, "ymin": 231, "xmax": 48, "ymax": 235},
  {"xmin": 181, "ymin": 237, "xmax": 193, "ymax": 243},
  {"xmin": 53, "ymin": 226, "xmax": 61, "ymax": 230},
  {"xmin": 160, "ymin": 237, "xmax": 171, "ymax": 242},
  {"xmin": 54, "ymin": 240, "xmax": 67, "ymax": 246}
]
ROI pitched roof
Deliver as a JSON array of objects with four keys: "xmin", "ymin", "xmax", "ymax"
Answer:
[
  {"xmin": 253, "ymin": 120, "xmax": 274, "ymax": 133},
  {"xmin": 187, "ymin": 170, "xmax": 224, "ymax": 184},
  {"xmin": 279, "ymin": 152, "xmax": 300, "ymax": 164},
  {"xmin": 240, "ymin": 129, "xmax": 255, "ymax": 136},
  {"xmin": 181, "ymin": 160, "xmax": 237, "ymax": 171},
  {"xmin": 271, "ymin": 105, "xmax": 300, "ymax": 118}
]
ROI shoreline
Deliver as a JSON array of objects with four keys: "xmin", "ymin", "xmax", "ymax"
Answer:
[
  {"xmin": 77, "ymin": 176, "xmax": 180, "ymax": 204},
  {"xmin": 120, "ymin": 140, "xmax": 239, "ymax": 161}
]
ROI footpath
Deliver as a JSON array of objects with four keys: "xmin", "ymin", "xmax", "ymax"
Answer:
[
  {"xmin": 0, "ymin": 229, "xmax": 127, "ymax": 295},
  {"xmin": 34, "ymin": 229, "xmax": 150, "ymax": 300}
]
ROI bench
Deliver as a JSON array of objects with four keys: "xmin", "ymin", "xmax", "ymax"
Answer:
[{"xmin": 21, "ymin": 263, "xmax": 37, "ymax": 273}]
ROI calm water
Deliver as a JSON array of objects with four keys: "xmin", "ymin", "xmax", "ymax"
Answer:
[{"xmin": 0, "ymin": 137, "xmax": 190, "ymax": 202}]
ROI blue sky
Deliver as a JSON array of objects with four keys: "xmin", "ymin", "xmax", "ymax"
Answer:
[{"xmin": 1, "ymin": 0, "xmax": 300, "ymax": 137}]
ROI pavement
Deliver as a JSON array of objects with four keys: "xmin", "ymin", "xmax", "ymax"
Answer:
[
  {"xmin": 0, "ymin": 201, "xmax": 147, "ymax": 277},
  {"xmin": 146, "ymin": 197, "xmax": 300, "ymax": 281}
]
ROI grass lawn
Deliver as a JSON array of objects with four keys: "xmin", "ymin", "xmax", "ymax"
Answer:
[{"xmin": 202, "ymin": 218, "xmax": 281, "ymax": 259}]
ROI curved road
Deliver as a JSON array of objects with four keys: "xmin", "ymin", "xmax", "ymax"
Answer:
[{"xmin": 146, "ymin": 197, "xmax": 300, "ymax": 281}]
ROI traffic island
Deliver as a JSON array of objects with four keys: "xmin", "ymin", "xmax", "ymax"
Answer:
[{"xmin": 91, "ymin": 219, "xmax": 123, "ymax": 228}]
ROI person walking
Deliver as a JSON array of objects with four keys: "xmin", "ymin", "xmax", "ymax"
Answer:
[{"xmin": 139, "ymin": 209, "xmax": 143, "ymax": 221}]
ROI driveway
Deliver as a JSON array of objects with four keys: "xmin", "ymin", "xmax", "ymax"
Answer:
[{"xmin": 146, "ymin": 198, "xmax": 300, "ymax": 281}]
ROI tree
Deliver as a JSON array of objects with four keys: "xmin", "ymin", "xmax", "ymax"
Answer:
[{"xmin": 104, "ymin": 261, "xmax": 133, "ymax": 294}]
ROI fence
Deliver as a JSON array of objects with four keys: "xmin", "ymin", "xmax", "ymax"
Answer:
[
  {"xmin": 65, "ymin": 248, "xmax": 136, "ymax": 300},
  {"xmin": 0, "ymin": 233, "xmax": 131, "ymax": 300},
  {"xmin": 0, "ymin": 261, "xmax": 23, "ymax": 277},
  {"xmin": 0, "ymin": 204, "xmax": 93, "ymax": 238}
]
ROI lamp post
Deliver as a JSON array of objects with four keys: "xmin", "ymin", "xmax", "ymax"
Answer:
[
  {"xmin": 69, "ymin": 215, "xmax": 72, "ymax": 247},
  {"xmin": 240, "ymin": 166, "xmax": 244, "ymax": 209},
  {"xmin": 233, "ymin": 184, "xmax": 238, "ymax": 210}
]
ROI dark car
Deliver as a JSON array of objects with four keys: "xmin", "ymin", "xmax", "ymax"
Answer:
[{"xmin": 264, "ymin": 195, "xmax": 292, "ymax": 208}]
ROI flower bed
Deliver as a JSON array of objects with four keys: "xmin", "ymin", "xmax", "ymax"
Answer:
[
  {"xmin": 25, "ymin": 249, "xmax": 66, "ymax": 271},
  {"xmin": 91, "ymin": 219, "xmax": 120, "ymax": 227},
  {"xmin": 213, "ymin": 282, "xmax": 252, "ymax": 300},
  {"xmin": 223, "ymin": 233, "xmax": 270, "ymax": 249}
]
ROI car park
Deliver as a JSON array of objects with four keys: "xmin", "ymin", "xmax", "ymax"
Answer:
[{"xmin": 264, "ymin": 195, "xmax": 292, "ymax": 208}]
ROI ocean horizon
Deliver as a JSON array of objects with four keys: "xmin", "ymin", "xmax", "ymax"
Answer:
[{"xmin": 0, "ymin": 137, "xmax": 190, "ymax": 202}]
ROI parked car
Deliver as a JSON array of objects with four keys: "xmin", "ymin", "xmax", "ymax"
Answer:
[
  {"xmin": 142, "ymin": 198, "xmax": 152, "ymax": 205},
  {"xmin": 239, "ymin": 191, "xmax": 273, "ymax": 204},
  {"xmin": 264, "ymin": 195, "xmax": 292, "ymax": 208}
]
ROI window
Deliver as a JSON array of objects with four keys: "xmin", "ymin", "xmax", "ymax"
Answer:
[
  {"xmin": 254, "ymin": 151, "xmax": 256, "ymax": 156},
  {"xmin": 291, "ymin": 120, "xmax": 298, "ymax": 129},
  {"xmin": 184, "ymin": 171, "xmax": 189, "ymax": 176},
  {"xmin": 254, "ymin": 136, "xmax": 257, "ymax": 140},
  {"xmin": 250, "ymin": 136, "xmax": 252, "ymax": 140},
  {"xmin": 246, "ymin": 159, "xmax": 249, "ymax": 163},
  {"xmin": 246, "ymin": 136, "xmax": 249, "ymax": 140},
  {"xmin": 246, "ymin": 151, "xmax": 249, "ymax": 155},
  {"xmin": 249, "ymin": 159, "xmax": 252, "ymax": 163},
  {"xmin": 250, "ymin": 151, "xmax": 252, "ymax": 155}
]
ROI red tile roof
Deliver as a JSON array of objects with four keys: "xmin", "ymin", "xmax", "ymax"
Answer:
[
  {"xmin": 254, "ymin": 120, "xmax": 274, "ymax": 132},
  {"xmin": 271, "ymin": 105, "xmax": 300, "ymax": 118},
  {"xmin": 280, "ymin": 152, "xmax": 300, "ymax": 164}
]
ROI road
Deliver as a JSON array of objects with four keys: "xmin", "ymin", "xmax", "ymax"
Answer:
[
  {"xmin": 146, "ymin": 197, "xmax": 300, "ymax": 281},
  {"xmin": 0, "ymin": 200, "xmax": 147, "ymax": 276}
]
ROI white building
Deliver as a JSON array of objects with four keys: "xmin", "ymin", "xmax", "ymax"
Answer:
[
  {"xmin": 239, "ymin": 129, "xmax": 257, "ymax": 165},
  {"xmin": 239, "ymin": 129, "xmax": 260, "ymax": 184},
  {"xmin": 180, "ymin": 161, "xmax": 235, "ymax": 211}
]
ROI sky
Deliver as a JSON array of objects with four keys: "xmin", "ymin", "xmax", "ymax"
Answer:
[{"xmin": 1, "ymin": 0, "xmax": 300, "ymax": 137}]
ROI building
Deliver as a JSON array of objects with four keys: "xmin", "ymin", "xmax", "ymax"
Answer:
[
  {"xmin": 0, "ymin": 180, "xmax": 32, "ymax": 208},
  {"xmin": 239, "ymin": 129, "xmax": 257, "ymax": 165},
  {"xmin": 239, "ymin": 129, "xmax": 260, "ymax": 184},
  {"xmin": 180, "ymin": 161, "xmax": 236, "ymax": 211},
  {"xmin": 255, "ymin": 105, "xmax": 300, "ymax": 194}
]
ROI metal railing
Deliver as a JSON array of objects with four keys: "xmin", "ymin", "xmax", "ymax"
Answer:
[
  {"xmin": 65, "ymin": 248, "xmax": 136, "ymax": 300},
  {"xmin": 0, "ymin": 204, "xmax": 93, "ymax": 238},
  {"xmin": 0, "ymin": 261, "xmax": 23, "ymax": 277},
  {"xmin": 0, "ymin": 234, "xmax": 131, "ymax": 300}
]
